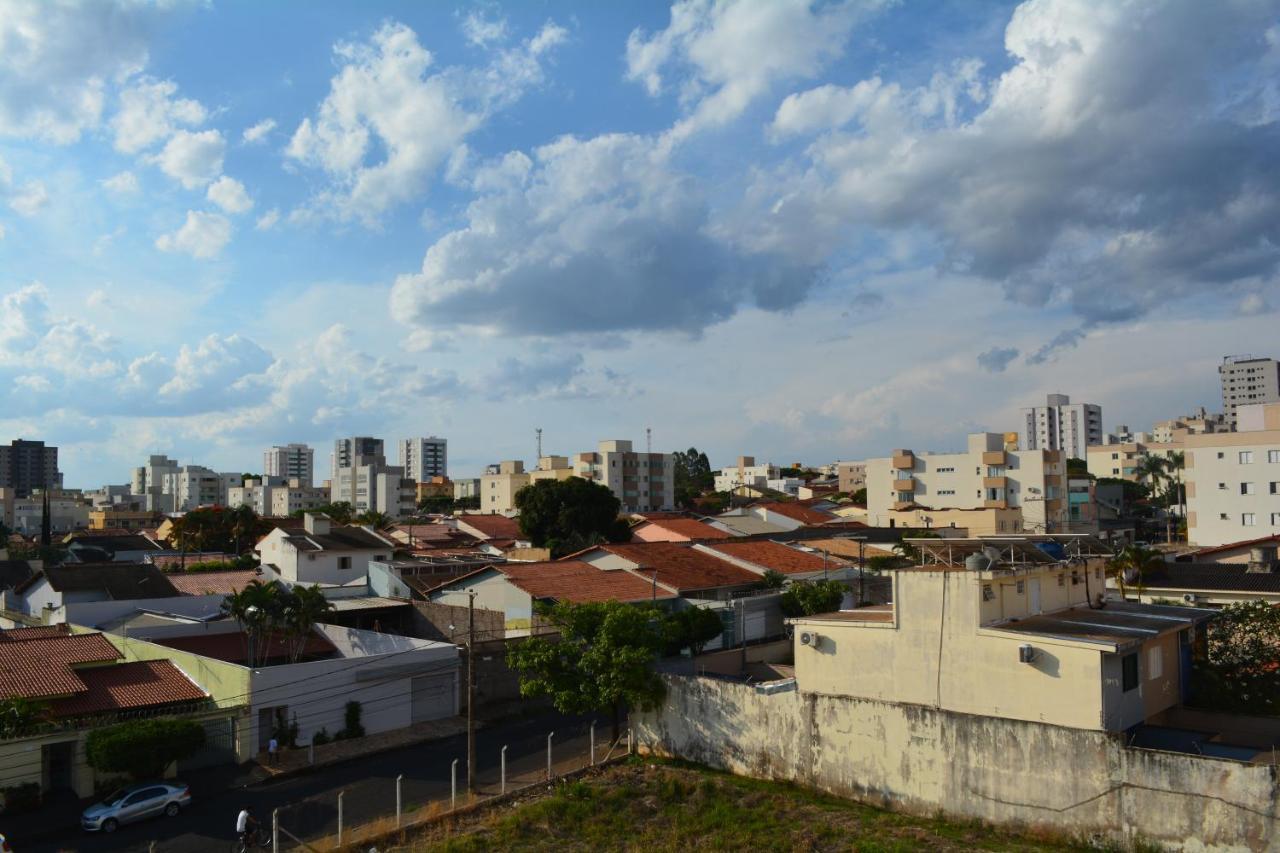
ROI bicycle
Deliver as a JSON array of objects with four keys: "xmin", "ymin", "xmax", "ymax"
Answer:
[{"xmin": 230, "ymin": 826, "xmax": 270, "ymax": 852}]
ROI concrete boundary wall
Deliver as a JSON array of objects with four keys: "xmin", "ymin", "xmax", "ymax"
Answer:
[{"xmin": 632, "ymin": 676, "xmax": 1280, "ymax": 850}]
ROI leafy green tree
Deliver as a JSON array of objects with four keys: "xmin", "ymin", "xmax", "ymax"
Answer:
[
  {"xmin": 222, "ymin": 580, "xmax": 334, "ymax": 666},
  {"xmin": 290, "ymin": 502, "xmax": 354, "ymax": 524},
  {"xmin": 757, "ymin": 569, "xmax": 787, "ymax": 590},
  {"xmin": 172, "ymin": 506, "xmax": 268, "ymax": 555},
  {"xmin": 86, "ymin": 719, "xmax": 206, "ymax": 780},
  {"xmin": 780, "ymin": 579, "xmax": 846, "ymax": 617},
  {"xmin": 672, "ymin": 447, "xmax": 713, "ymax": 508},
  {"xmin": 664, "ymin": 607, "xmax": 725, "ymax": 657},
  {"xmin": 514, "ymin": 478, "xmax": 630, "ymax": 557},
  {"xmin": 0, "ymin": 697, "xmax": 44, "ymax": 738},
  {"xmin": 1109, "ymin": 545, "xmax": 1164, "ymax": 599},
  {"xmin": 1193, "ymin": 600, "xmax": 1280, "ymax": 715},
  {"xmin": 417, "ymin": 496, "xmax": 455, "ymax": 514},
  {"xmin": 850, "ymin": 487, "xmax": 867, "ymax": 506},
  {"xmin": 507, "ymin": 601, "xmax": 666, "ymax": 741},
  {"xmin": 354, "ymin": 510, "xmax": 391, "ymax": 529},
  {"xmin": 1066, "ymin": 457, "xmax": 1092, "ymax": 479}
]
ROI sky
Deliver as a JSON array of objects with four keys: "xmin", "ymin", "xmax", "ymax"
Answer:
[{"xmin": 1, "ymin": 0, "xmax": 1278, "ymax": 488}]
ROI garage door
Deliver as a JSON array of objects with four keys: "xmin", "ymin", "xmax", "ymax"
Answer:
[{"xmin": 411, "ymin": 672, "xmax": 457, "ymax": 722}]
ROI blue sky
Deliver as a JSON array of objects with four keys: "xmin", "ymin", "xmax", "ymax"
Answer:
[{"xmin": 1, "ymin": 0, "xmax": 1278, "ymax": 487}]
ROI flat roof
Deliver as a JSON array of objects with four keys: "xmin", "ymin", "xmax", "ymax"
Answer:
[
  {"xmin": 798, "ymin": 604, "xmax": 894, "ymax": 623},
  {"xmin": 991, "ymin": 601, "xmax": 1215, "ymax": 650},
  {"xmin": 329, "ymin": 596, "xmax": 411, "ymax": 611}
]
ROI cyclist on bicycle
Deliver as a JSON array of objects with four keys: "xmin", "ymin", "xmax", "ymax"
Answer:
[{"xmin": 236, "ymin": 806, "xmax": 258, "ymax": 847}]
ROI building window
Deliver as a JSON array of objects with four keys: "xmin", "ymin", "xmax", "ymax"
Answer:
[
  {"xmin": 1220, "ymin": 513, "xmax": 1229, "ymax": 520},
  {"xmin": 1071, "ymin": 570, "xmax": 1080, "ymax": 585},
  {"xmin": 1271, "ymin": 482, "xmax": 1279, "ymax": 495},
  {"xmin": 1242, "ymin": 482, "xmax": 1256, "ymax": 495},
  {"xmin": 1057, "ymin": 573, "xmax": 1065, "ymax": 587},
  {"xmin": 338, "ymin": 556, "xmax": 352, "ymax": 569},
  {"xmin": 1015, "ymin": 580, "xmax": 1025, "ymax": 594},
  {"xmin": 982, "ymin": 584, "xmax": 994, "ymax": 601},
  {"xmin": 1240, "ymin": 451, "xmax": 1254, "ymax": 464},
  {"xmin": 1122, "ymin": 654, "xmax": 1139, "ymax": 692},
  {"xmin": 1269, "ymin": 450, "xmax": 1280, "ymax": 463},
  {"xmin": 1272, "ymin": 513, "xmax": 1280, "ymax": 526},
  {"xmin": 1243, "ymin": 513, "xmax": 1257, "ymax": 526},
  {"xmin": 1218, "ymin": 482, "xmax": 1227, "ymax": 490},
  {"xmin": 1147, "ymin": 646, "xmax": 1163, "ymax": 680}
]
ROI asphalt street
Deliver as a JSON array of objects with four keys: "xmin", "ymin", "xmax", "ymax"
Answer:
[{"xmin": 20, "ymin": 708, "xmax": 610, "ymax": 853}]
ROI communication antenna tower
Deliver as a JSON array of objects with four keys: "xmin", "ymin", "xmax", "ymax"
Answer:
[
  {"xmin": 646, "ymin": 427, "xmax": 652, "ymax": 453},
  {"xmin": 536, "ymin": 427, "xmax": 543, "ymax": 459}
]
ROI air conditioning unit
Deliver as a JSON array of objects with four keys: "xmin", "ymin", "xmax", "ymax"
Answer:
[
  {"xmin": 1183, "ymin": 593, "xmax": 1198, "ymax": 603},
  {"xmin": 799, "ymin": 631, "xmax": 820, "ymax": 647},
  {"xmin": 1018, "ymin": 644, "xmax": 1036, "ymax": 664}
]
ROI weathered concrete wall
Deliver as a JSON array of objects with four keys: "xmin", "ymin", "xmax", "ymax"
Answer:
[{"xmin": 633, "ymin": 676, "xmax": 1280, "ymax": 850}]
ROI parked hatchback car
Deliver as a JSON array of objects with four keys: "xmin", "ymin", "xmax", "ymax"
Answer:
[{"xmin": 82, "ymin": 782, "xmax": 191, "ymax": 833}]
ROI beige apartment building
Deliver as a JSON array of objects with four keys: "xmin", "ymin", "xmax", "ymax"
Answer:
[
  {"xmin": 836, "ymin": 461, "xmax": 866, "ymax": 494},
  {"xmin": 1086, "ymin": 439, "xmax": 1183, "ymax": 482},
  {"xmin": 790, "ymin": 539, "xmax": 1212, "ymax": 732},
  {"xmin": 866, "ymin": 433, "xmax": 1067, "ymax": 533},
  {"xmin": 479, "ymin": 457, "xmax": 575, "ymax": 516},
  {"xmin": 573, "ymin": 440, "xmax": 675, "ymax": 513},
  {"xmin": 1185, "ymin": 403, "xmax": 1280, "ymax": 546}
]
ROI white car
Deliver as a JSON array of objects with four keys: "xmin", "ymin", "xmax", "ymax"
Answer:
[{"xmin": 81, "ymin": 782, "xmax": 191, "ymax": 833}]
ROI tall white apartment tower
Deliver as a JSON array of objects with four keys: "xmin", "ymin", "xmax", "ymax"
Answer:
[
  {"xmin": 332, "ymin": 436, "xmax": 385, "ymax": 480},
  {"xmin": 398, "ymin": 437, "xmax": 448, "ymax": 481},
  {"xmin": 264, "ymin": 444, "xmax": 315, "ymax": 485},
  {"xmin": 1022, "ymin": 394, "xmax": 1103, "ymax": 460},
  {"xmin": 1220, "ymin": 355, "xmax": 1280, "ymax": 429}
]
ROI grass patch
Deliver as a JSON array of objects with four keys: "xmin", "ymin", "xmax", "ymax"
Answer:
[{"xmin": 391, "ymin": 759, "xmax": 1121, "ymax": 852}]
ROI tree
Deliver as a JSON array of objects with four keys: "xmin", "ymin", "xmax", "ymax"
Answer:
[
  {"xmin": 418, "ymin": 496, "xmax": 455, "ymax": 514},
  {"xmin": 850, "ymin": 487, "xmax": 867, "ymax": 506},
  {"xmin": 290, "ymin": 502, "xmax": 354, "ymax": 524},
  {"xmin": 507, "ymin": 601, "xmax": 666, "ymax": 741},
  {"xmin": 0, "ymin": 697, "xmax": 44, "ymax": 739},
  {"xmin": 1192, "ymin": 600, "xmax": 1280, "ymax": 715},
  {"xmin": 1066, "ymin": 457, "xmax": 1092, "ymax": 479},
  {"xmin": 354, "ymin": 510, "xmax": 391, "ymax": 529},
  {"xmin": 664, "ymin": 607, "xmax": 725, "ymax": 657},
  {"xmin": 282, "ymin": 584, "xmax": 336, "ymax": 663},
  {"xmin": 756, "ymin": 569, "xmax": 787, "ymax": 590},
  {"xmin": 1166, "ymin": 451, "xmax": 1186, "ymax": 540},
  {"xmin": 780, "ymin": 579, "xmax": 846, "ymax": 617},
  {"xmin": 1134, "ymin": 456, "xmax": 1172, "ymax": 542},
  {"xmin": 515, "ymin": 478, "xmax": 630, "ymax": 557},
  {"xmin": 672, "ymin": 447, "xmax": 714, "ymax": 508},
  {"xmin": 172, "ymin": 506, "xmax": 269, "ymax": 555},
  {"xmin": 1109, "ymin": 545, "xmax": 1165, "ymax": 600},
  {"xmin": 222, "ymin": 580, "xmax": 333, "ymax": 666},
  {"xmin": 86, "ymin": 719, "xmax": 206, "ymax": 780}
]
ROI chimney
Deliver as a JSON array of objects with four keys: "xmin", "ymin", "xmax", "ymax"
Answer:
[
  {"xmin": 304, "ymin": 512, "xmax": 331, "ymax": 536},
  {"xmin": 1247, "ymin": 545, "xmax": 1277, "ymax": 574}
]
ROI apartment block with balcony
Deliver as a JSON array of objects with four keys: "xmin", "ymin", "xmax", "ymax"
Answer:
[
  {"xmin": 330, "ymin": 455, "xmax": 414, "ymax": 518},
  {"xmin": 1184, "ymin": 403, "xmax": 1280, "ymax": 546},
  {"xmin": 264, "ymin": 444, "xmax": 315, "ymax": 485},
  {"xmin": 0, "ymin": 439, "xmax": 62, "ymax": 497},
  {"xmin": 573, "ymin": 440, "xmax": 675, "ymax": 514},
  {"xmin": 398, "ymin": 436, "xmax": 448, "ymax": 481},
  {"xmin": 479, "ymin": 457, "xmax": 576, "ymax": 516},
  {"xmin": 1086, "ymin": 439, "xmax": 1184, "ymax": 482},
  {"xmin": 1022, "ymin": 394, "xmax": 1104, "ymax": 459},
  {"xmin": 866, "ymin": 433, "xmax": 1068, "ymax": 533},
  {"xmin": 837, "ymin": 461, "xmax": 867, "ymax": 493}
]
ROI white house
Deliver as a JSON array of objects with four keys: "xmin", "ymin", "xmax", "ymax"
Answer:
[{"xmin": 257, "ymin": 512, "xmax": 397, "ymax": 585}]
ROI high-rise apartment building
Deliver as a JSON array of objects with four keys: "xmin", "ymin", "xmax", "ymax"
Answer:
[
  {"xmin": 573, "ymin": 440, "xmax": 675, "ymax": 513},
  {"xmin": 0, "ymin": 439, "xmax": 62, "ymax": 497},
  {"xmin": 1219, "ymin": 356, "xmax": 1280, "ymax": 428},
  {"xmin": 264, "ymin": 444, "xmax": 315, "ymax": 485},
  {"xmin": 398, "ymin": 437, "xmax": 448, "ymax": 482},
  {"xmin": 1022, "ymin": 394, "xmax": 1103, "ymax": 460},
  {"xmin": 332, "ymin": 436, "xmax": 385, "ymax": 479},
  {"xmin": 1184, "ymin": 402, "xmax": 1280, "ymax": 546}
]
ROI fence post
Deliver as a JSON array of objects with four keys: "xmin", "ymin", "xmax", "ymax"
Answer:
[
  {"xmin": 628, "ymin": 728, "xmax": 633, "ymax": 755},
  {"xmin": 590, "ymin": 721, "xmax": 595, "ymax": 766},
  {"xmin": 338, "ymin": 791, "xmax": 344, "ymax": 846},
  {"xmin": 451, "ymin": 758, "xmax": 459, "ymax": 810},
  {"xmin": 272, "ymin": 808, "xmax": 279, "ymax": 853},
  {"xmin": 501, "ymin": 745, "xmax": 507, "ymax": 795},
  {"xmin": 396, "ymin": 773, "xmax": 403, "ymax": 828},
  {"xmin": 547, "ymin": 731, "xmax": 554, "ymax": 781}
]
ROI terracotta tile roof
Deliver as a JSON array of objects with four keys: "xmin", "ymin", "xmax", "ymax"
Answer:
[
  {"xmin": 1193, "ymin": 534, "xmax": 1280, "ymax": 558},
  {"xmin": 758, "ymin": 502, "xmax": 837, "ymax": 525},
  {"xmin": 639, "ymin": 518, "xmax": 733, "ymax": 540},
  {"xmin": 167, "ymin": 570, "xmax": 261, "ymax": 596},
  {"xmin": 598, "ymin": 542, "xmax": 760, "ymax": 592},
  {"xmin": 704, "ymin": 540, "xmax": 839, "ymax": 575},
  {"xmin": 153, "ymin": 629, "xmax": 336, "ymax": 664},
  {"xmin": 49, "ymin": 660, "xmax": 207, "ymax": 716},
  {"xmin": 498, "ymin": 561, "xmax": 677, "ymax": 604},
  {"xmin": 1140, "ymin": 563, "xmax": 1280, "ymax": 594},
  {"xmin": 456, "ymin": 514, "xmax": 522, "ymax": 540},
  {"xmin": 0, "ymin": 630, "xmax": 122, "ymax": 701}
]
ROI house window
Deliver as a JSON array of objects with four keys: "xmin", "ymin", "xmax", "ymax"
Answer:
[
  {"xmin": 1220, "ymin": 513, "xmax": 1229, "ymax": 520},
  {"xmin": 1057, "ymin": 573, "xmax": 1065, "ymax": 587},
  {"xmin": 982, "ymin": 584, "xmax": 994, "ymax": 601},
  {"xmin": 1015, "ymin": 580, "xmax": 1025, "ymax": 594},
  {"xmin": 1147, "ymin": 646, "xmax": 1163, "ymax": 680},
  {"xmin": 1272, "ymin": 513, "xmax": 1280, "ymax": 526},
  {"xmin": 1218, "ymin": 483, "xmax": 1227, "ymax": 490},
  {"xmin": 1122, "ymin": 654, "xmax": 1139, "ymax": 692},
  {"xmin": 1243, "ymin": 514, "xmax": 1257, "ymax": 526},
  {"xmin": 1240, "ymin": 451, "xmax": 1254, "ymax": 464},
  {"xmin": 1272, "ymin": 482, "xmax": 1279, "ymax": 495},
  {"xmin": 1071, "ymin": 570, "xmax": 1080, "ymax": 585},
  {"xmin": 338, "ymin": 556, "xmax": 353, "ymax": 569},
  {"xmin": 1242, "ymin": 482, "xmax": 1256, "ymax": 495},
  {"xmin": 1269, "ymin": 450, "xmax": 1280, "ymax": 463}
]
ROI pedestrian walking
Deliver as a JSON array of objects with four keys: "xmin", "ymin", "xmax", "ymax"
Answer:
[{"xmin": 268, "ymin": 736, "xmax": 279, "ymax": 766}]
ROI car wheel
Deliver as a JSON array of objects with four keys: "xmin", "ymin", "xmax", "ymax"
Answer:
[
  {"xmin": 165, "ymin": 802, "xmax": 181, "ymax": 817},
  {"xmin": 102, "ymin": 818, "xmax": 119, "ymax": 833}
]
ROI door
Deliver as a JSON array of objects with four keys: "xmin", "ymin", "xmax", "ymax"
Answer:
[
  {"xmin": 43, "ymin": 741, "xmax": 75, "ymax": 792},
  {"xmin": 1028, "ymin": 578, "xmax": 1042, "ymax": 615}
]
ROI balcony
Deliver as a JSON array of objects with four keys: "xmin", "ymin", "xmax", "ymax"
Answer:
[
  {"xmin": 982, "ymin": 450, "xmax": 1007, "ymax": 466},
  {"xmin": 892, "ymin": 451, "xmax": 914, "ymax": 470},
  {"xmin": 893, "ymin": 478, "xmax": 915, "ymax": 492},
  {"xmin": 983, "ymin": 476, "xmax": 1008, "ymax": 489}
]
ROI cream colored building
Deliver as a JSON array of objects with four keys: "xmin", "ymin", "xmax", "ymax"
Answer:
[
  {"xmin": 1086, "ymin": 439, "xmax": 1183, "ymax": 482},
  {"xmin": 790, "ymin": 539, "xmax": 1211, "ymax": 732},
  {"xmin": 573, "ymin": 439, "xmax": 675, "ymax": 513},
  {"xmin": 479, "ymin": 456, "xmax": 575, "ymax": 516},
  {"xmin": 713, "ymin": 456, "xmax": 780, "ymax": 493},
  {"xmin": 875, "ymin": 505, "xmax": 1022, "ymax": 536},
  {"xmin": 836, "ymin": 462, "xmax": 866, "ymax": 494},
  {"xmin": 1184, "ymin": 403, "xmax": 1280, "ymax": 546},
  {"xmin": 866, "ymin": 433, "xmax": 1067, "ymax": 533}
]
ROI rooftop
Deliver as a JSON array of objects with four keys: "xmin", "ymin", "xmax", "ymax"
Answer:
[
  {"xmin": 16, "ymin": 562, "xmax": 180, "ymax": 599},
  {"xmin": 756, "ymin": 502, "xmax": 838, "ymax": 525},
  {"xmin": 167, "ymin": 569, "xmax": 261, "ymax": 596},
  {"xmin": 153, "ymin": 628, "xmax": 337, "ymax": 664},
  {"xmin": 0, "ymin": 628, "xmax": 123, "ymax": 701},
  {"xmin": 49, "ymin": 659, "xmax": 207, "ymax": 717},
  {"xmin": 283, "ymin": 525, "xmax": 394, "ymax": 552},
  {"xmin": 638, "ymin": 518, "xmax": 734, "ymax": 540},
  {"xmin": 991, "ymin": 601, "xmax": 1215, "ymax": 651},
  {"xmin": 498, "ymin": 561, "xmax": 678, "ymax": 604},
  {"xmin": 1134, "ymin": 563, "xmax": 1280, "ymax": 594},
  {"xmin": 703, "ymin": 540, "xmax": 838, "ymax": 575},
  {"xmin": 1190, "ymin": 534, "xmax": 1280, "ymax": 558},
  {"xmin": 597, "ymin": 542, "xmax": 761, "ymax": 592},
  {"xmin": 455, "ymin": 514, "xmax": 523, "ymax": 540}
]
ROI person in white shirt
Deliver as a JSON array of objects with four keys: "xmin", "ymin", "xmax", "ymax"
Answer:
[{"xmin": 236, "ymin": 807, "xmax": 256, "ymax": 845}]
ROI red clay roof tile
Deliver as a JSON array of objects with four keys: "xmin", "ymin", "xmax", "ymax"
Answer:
[
  {"xmin": 598, "ymin": 542, "xmax": 760, "ymax": 592},
  {"xmin": 704, "ymin": 540, "xmax": 840, "ymax": 575},
  {"xmin": 498, "ymin": 561, "xmax": 677, "ymax": 604}
]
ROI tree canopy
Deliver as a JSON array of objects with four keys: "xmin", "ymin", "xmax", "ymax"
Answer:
[
  {"xmin": 780, "ymin": 579, "xmax": 847, "ymax": 617},
  {"xmin": 664, "ymin": 607, "xmax": 725, "ymax": 657},
  {"xmin": 86, "ymin": 719, "xmax": 206, "ymax": 780},
  {"xmin": 1192, "ymin": 600, "xmax": 1280, "ymax": 716},
  {"xmin": 222, "ymin": 580, "xmax": 336, "ymax": 666},
  {"xmin": 850, "ymin": 487, "xmax": 867, "ymax": 506},
  {"xmin": 673, "ymin": 447, "xmax": 714, "ymax": 508},
  {"xmin": 507, "ymin": 600, "xmax": 666, "ymax": 739},
  {"xmin": 514, "ymin": 477, "xmax": 630, "ymax": 557},
  {"xmin": 171, "ymin": 505, "xmax": 267, "ymax": 555},
  {"xmin": 290, "ymin": 502, "xmax": 354, "ymax": 524}
]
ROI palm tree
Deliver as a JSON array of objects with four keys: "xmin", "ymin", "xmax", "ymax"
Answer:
[
  {"xmin": 282, "ymin": 585, "xmax": 336, "ymax": 663},
  {"xmin": 1134, "ymin": 455, "xmax": 1169, "ymax": 542},
  {"xmin": 223, "ymin": 580, "xmax": 285, "ymax": 667},
  {"xmin": 1166, "ymin": 451, "xmax": 1186, "ymax": 541},
  {"xmin": 355, "ymin": 510, "xmax": 391, "ymax": 530},
  {"xmin": 1109, "ymin": 545, "xmax": 1165, "ymax": 601}
]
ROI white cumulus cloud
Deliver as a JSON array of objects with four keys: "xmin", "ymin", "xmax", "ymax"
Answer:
[
  {"xmin": 255, "ymin": 208, "xmax": 280, "ymax": 231},
  {"xmin": 241, "ymin": 118, "xmax": 276, "ymax": 144},
  {"xmin": 8, "ymin": 180, "xmax": 48, "ymax": 216},
  {"xmin": 206, "ymin": 176, "xmax": 254, "ymax": 214},
  {"xmin": 155, "ymin": 210, "xmax": 232, "ymax": 258},
  {"xmin": 111, "ymin": 77, "xmax": 207, "ymax": 153},
  {"xmin": 101, "ymin": 171, "xmax": 140, "ymax": 194},
  {"xmin": 151, "ymin": 129, "xmax": 226, "ymax": 189}
]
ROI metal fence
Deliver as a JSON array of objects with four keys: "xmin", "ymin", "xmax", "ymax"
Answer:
[{"xmin": 271, "ymin": 717, "xmax": 627, "ymax": 851}]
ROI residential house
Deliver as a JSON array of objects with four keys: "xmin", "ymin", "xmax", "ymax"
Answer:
[
  {"xmin": 789, "ymin": 538, "xmax": 1214, "ymax": 732},
  {"xmin": 88, "ymin": 507, "xmax": 160, "ymax": 531},
  {"xmin": 632, "ymin": 517, "xmax": 735, "ymax": 542},
  {"xmin": 573, "ymin": 440, "xmax": 675, "ymax": 513},
  {"xmin": 1108, "ymin": 556, "xmax": 1280, "ymax": 607},
  {"xmin": 64, "ymin": 532, "xmax": 164, "ymax": 563},
  {"xmin": 12, "ymin": 563, "xmax": 180, "ymax": 620},
  {"xmin": 0, "ymin": 625, "xmax": 215, "ymax": 797},
  {"xmin": 453, "ymin": 513, "xmax": 524, "ymax": 543},
  {"xmin": 695, "ymin": 540, "xmax": 851, "ymax": 583},
  {"xmin": 574, "ymin": 541, "xmax": 763, "ymax": 601},
  {"xmin": 867, "ymin": 433, "xmax": 1068, "ymax": 533},
  {"xmin": 256, "ymin": 512, "xmax": 397, "ymax": 586}
]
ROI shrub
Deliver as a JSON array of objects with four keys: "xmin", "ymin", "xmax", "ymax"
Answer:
[
  {"xmin": 0, "ymin": 782, "xmax": 41, "ymax": 814},
  {"xmin": 311, "ymin": 727, "xmax": 330, "ymax": 746},
  {"xmin": 780, "ymin": 580, "xmax": 847, "ymax": 618},
  {"xmin": 339, "ymin": 701, "xmax": 365, "ymax": 739},
  {"xmin": 85, "ymin": 718, "xmax": 206, "ymax": 780}
]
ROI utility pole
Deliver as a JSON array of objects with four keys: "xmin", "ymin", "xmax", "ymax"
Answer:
[{"xmin": 467, "ymin": 589, "xmax": 476, "ymax": 794}]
